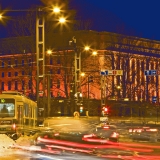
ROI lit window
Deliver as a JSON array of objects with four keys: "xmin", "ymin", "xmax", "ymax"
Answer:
[
  {"xmin": 8, "ymin": 72, "xmax": 11, "ymax": 77},
  {"xmin": 1, "ymin": 72, "xmax": 4, "ymax": 78}
]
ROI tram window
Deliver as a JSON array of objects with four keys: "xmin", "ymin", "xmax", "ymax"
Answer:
[
  {"xmin": 0, "ymin": 103, "xmax": 15, "ymax": 117},
  {"xmin": 29, "ymin": 107, "xmax": 32, "ymax": 118},
  {"xmin": 35, "ymin": 107, "xmax": 38, "ymax": 118},
  {"xmin": 24, "ymin": 103, "xmax": 29, "ymax": 117}
]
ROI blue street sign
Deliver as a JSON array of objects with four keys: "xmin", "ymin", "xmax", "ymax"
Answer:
[
  {"xmin": 105, "ymin": 71, "xmax": 108, "ymax": 75},
  {"xmin": 152, "ymin": 96, "xmax": 157, "ymax": 103},
  {"xmin": 145, "ymin": 70, "xmax": 157, "ymax": 76},
  {"xmin": 100, "ymin": 71, "xmax": 105, "ymax": 75},
  {"xmin": 144, "ymin": 70, "xmax": 150, "ymax": 76},
  {"xmin": 100, "ymin": 71, "xmax": 108, "ymax": 75},
  {"xmin": 151, "ymin": 70, "xmax": 157, "ymax": 75},
  {"xmin": 100, "ymin": 70, "xmax": 123, "ymax": 76}
]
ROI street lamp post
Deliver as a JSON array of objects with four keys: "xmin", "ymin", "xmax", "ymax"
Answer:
[
  {"xmin": 36, "ymin": 7, "xmax": 66, "ymax": 118},
  {"xmin": 36, "ymin": 7, "xmax": 46, "ymax": 117}
]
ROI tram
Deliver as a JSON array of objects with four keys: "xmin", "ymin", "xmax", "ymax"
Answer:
[{"xmin": 0, "ymin": 91, "xmax": 38, "ymax": 137}]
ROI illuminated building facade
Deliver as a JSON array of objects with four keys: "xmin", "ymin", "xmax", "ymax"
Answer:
[{"xmin": 0, "ymin": 30, "xmax": 160, "ymax": 115}]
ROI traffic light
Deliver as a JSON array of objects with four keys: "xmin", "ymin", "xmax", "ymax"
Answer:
[
  {"xmin": 80, "ymin": 106, "xmax": 83, "ymax": 113},
  {"xmin": 104, "ymin": 107, "xmax": 108, "ymax": 112},
  {"xmin": 102, "ymin": 106, "xmax": 109, "ymax": 116}
]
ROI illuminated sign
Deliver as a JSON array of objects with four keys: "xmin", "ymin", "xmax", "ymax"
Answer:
[{"xmin": 100, "ymin": 70, "xmax": 123, "ymax": 76}]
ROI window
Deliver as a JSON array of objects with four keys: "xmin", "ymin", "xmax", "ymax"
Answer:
[
  {"xmin": 1, "ymin": 61, "xmax": 4, "ymax": 68},
  {"xmin": 8, "ymin": 81, "xmax": 11, "ymax": 90},
  {"xmin": 8, "ymin": 60, "xmax": 11, "ymax": 68},
  {"xmin": 50, "ymin": 59, "xmax": 53, "ymax": 65},
  {"xmin": 1, "ymin": 82, "xmax": 4, "ymax": 90},
  {"xmin": 22, "ymin": 59, "xmax": 24, "ymax": 66},
  {"xmin": 24, "ymin": 103, "xmax": 29, "ymax": 117},
  {"xmin": 15, "ymin": 81, "xmax": 18, "ymax": 90},
  {"xmin": 1, "ymin": 72, "xmax": 4, "ymax": 78},
  {"xmin": 57, "ymin": 68, "xmax": 60, "ymax": 74},
  {"xmin": 22, "ymin": 71, "xmax": 24, "ymax": 75},
  {"xmin": 15, "ymin": 72, "xmax": 18, "ymax": 77},
  {"xmin": 15, "ymin": 59, "xmax": 18, "ymax": 67},
  {"xmin": 8, "ymin": 72, "xmax": 11, "ymax": 77},
  {"xmin": 22, "ymin": 80, "xmax": 25, "ymax": 90}
]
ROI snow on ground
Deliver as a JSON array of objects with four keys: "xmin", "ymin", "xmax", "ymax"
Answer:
[
  {"xmin": 0, "ymin": 134, "xmax": 16, "ymax": 149},
  {"xmin": 0, "ymin": 134, "xmax": 16, "ymax": 157},
  {"xmin": 0, "ymin": 134, "xmax": 32, "ymax": 155},
  {"xmin": 15, "ymin": 135, "xmax": 32, "ymax": 146}
]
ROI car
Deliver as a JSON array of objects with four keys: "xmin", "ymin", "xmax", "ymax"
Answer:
[
  {"xmin": 32, "ymin": 125, "xmax": 119, "ymax": 149},
  {"xmin": 129, "ymin": 127, "xmax": 160, "ymax": 142},
  {"xmin": 82, "ymin": 125, "xmax": 119, "ymax": 143}
]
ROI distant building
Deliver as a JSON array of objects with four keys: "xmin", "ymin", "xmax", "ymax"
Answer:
[{"xmin": 0, "ymin": 30, "xmax": 160, "ymax": 114}]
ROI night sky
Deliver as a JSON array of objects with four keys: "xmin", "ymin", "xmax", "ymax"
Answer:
[{"xmin": 0, "ymin": 0, "xmax": 160, "ymax": 41}]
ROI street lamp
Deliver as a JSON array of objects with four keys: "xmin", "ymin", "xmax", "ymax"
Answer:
[
  {"xmin": 53, "ymin": 7, "xmax": 60, "ymax": 13},
  {"xmin": 36, "ymin": 6, "xmax": 66, "ymax": 118}
]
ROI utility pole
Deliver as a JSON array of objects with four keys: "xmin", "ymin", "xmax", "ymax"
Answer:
[
  {"xmin": 87, "ymin": 76, "xmax": 90, "ymax": 115},
  {"xmin": 47, "ymin": 71, "xmax": 51, "ymax": 117},
  {"xmin": 69, "ymin": 36, "xmax": 81, "ymax": 112},
  {"xmin": 36, "ymin": 8, "xmax": 45, "ymax": 118}
]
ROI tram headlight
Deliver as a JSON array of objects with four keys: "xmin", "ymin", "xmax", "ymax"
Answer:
[{"xmin": 12, "ymin": 123, "xmax": 16, "ymax": 130}]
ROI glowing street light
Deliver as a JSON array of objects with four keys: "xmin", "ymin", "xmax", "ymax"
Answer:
[
  {"xmin": 47, "ymin": 49, "xmax": 52, "ymax": 55},
  {"xmin": 0, "ymin": 14, "xmax": 2, "ymax": 19},
  {"xmin": 80, "ymin": 72, "xmax": 85, "ymax": 77},
  {"xmin": 53, "ymin": 7, "xmax": 60, "ymax": 13},
  {"xmin": 92, "ymin": 51, "xmax": 97, "ymax": 56},
  {"xmin": 117, "ymin": 85, "xmax": 121, "ymax": 90},
  {"xmin": 84, "ymin": 46, "xmax": 90, "ymax": 51},
  {"xmin": 59, "ymin": 17, "xmax": 66, "ymax": 23}
]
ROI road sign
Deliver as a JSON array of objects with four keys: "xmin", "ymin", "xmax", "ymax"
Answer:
[
  {"xmin": 144, "ymin": 70, "xmax": 157, "ymax": 76},
  {"xmin": 100, "ymin": 70, "xmax": 123, "ymax": 76},
  {"xmin": 152, "ymin": 96, "xmax": 157, "ymax": 103}
]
